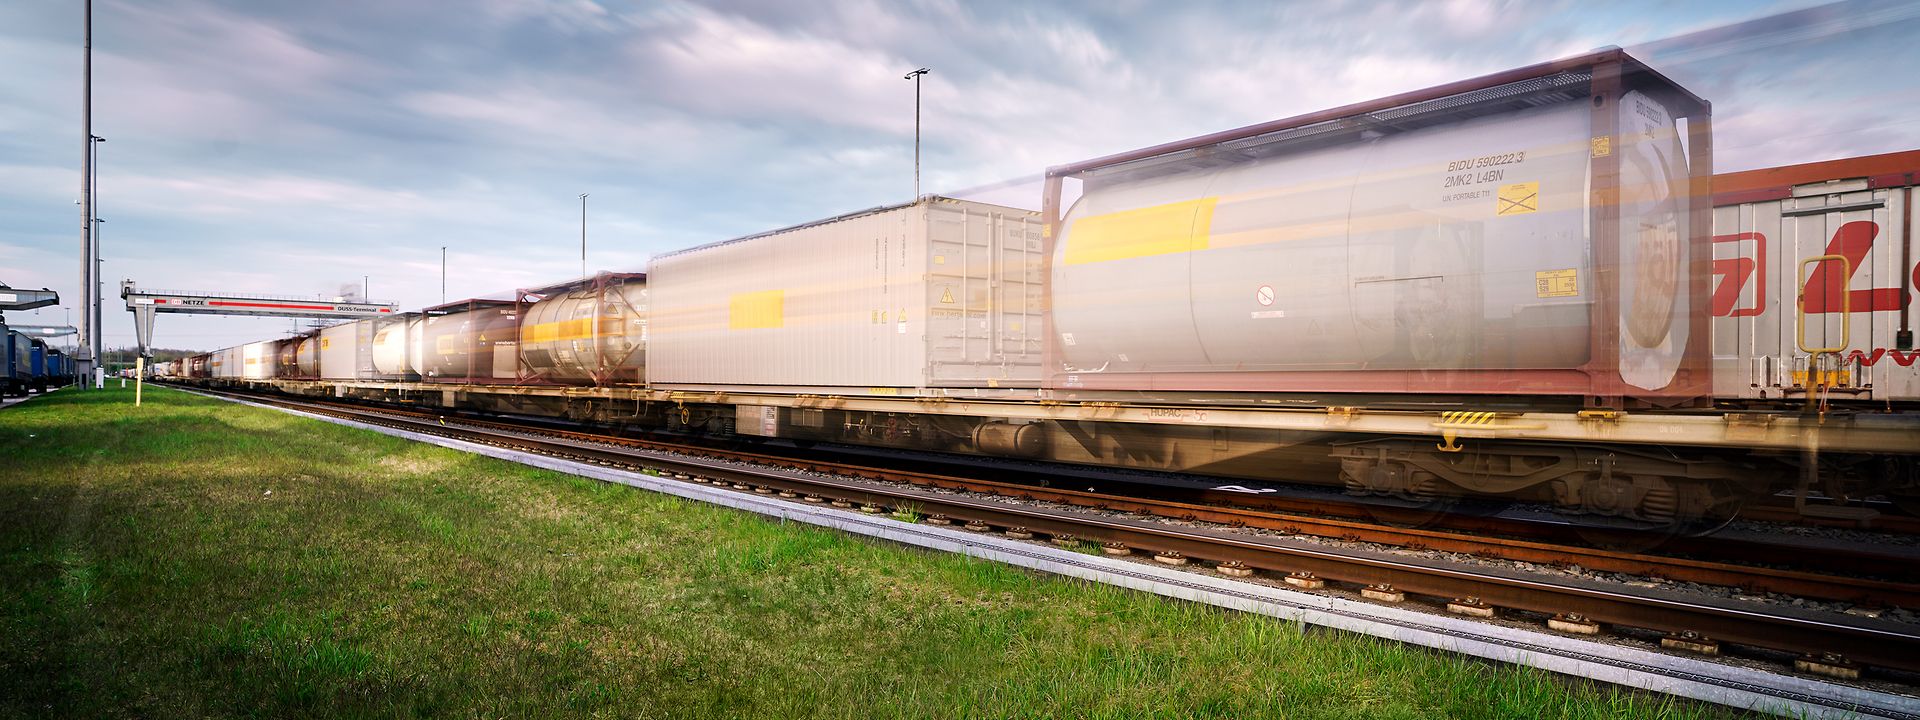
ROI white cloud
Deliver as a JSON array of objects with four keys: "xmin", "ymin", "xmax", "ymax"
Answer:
[{"xmin": 626, "ymin": 6, "xmax": 922, "ymax": 134}]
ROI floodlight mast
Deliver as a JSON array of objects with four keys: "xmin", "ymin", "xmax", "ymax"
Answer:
[
  {"xmin": 904, "ymin": 67, "xmax": 930, "ymax": 200},
  {"xmin": 77, "ymin": 0, "xmax": 94, "ymax": 387}
]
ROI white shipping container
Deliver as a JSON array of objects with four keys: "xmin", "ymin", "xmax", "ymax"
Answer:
[
  {"xmin": 319, "ymin": 321, "xmax": 362, "ymax": 380},
  {"xmin": 241, "ymin": 341, "xmax": 275, "ymax": 379},
  {"xmin": 649, "ymin": 197, "xmax": 1044, "ymax": 393},
  {"xmin": 212, "ymin": 346, "xmax": 241, "ymax": 378}
]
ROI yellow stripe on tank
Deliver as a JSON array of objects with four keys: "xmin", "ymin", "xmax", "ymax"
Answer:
[
  {"xmin": 729, "ymin": 290, "xmax": 785, "ymax": 330},
  {"xmin": 1063, "ymin": 197, "xmax": 1217, "ymax": 265},
  {"xmin": 524, "ymin": 317, "xmax": 599, "ymax": 344}
]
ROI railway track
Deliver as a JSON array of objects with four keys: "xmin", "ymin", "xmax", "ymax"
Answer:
[
  {"xmin": 262, "ymin": 392, "xmax": 1920, "ymax": 603},
  {"xmin": 192, "ymin": 386, "xmax": 1920, "ymax": 679}
]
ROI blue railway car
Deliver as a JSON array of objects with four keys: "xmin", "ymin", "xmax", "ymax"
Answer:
[{"xmin": 2, "ymin": 330, "xmax": 28, "ymax": 398}]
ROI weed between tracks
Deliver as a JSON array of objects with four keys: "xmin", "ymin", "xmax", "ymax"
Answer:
[{"xmin": 0, "ymin": 387, "xmax": 1748, "ymax": 719}]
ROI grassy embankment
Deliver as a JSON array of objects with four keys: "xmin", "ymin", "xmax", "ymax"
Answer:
[{"xmin": 0, "ymin": 386, "xmax": 1746, "ymax": 718}]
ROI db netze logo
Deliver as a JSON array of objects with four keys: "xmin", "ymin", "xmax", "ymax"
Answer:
[
  {"xmin": 1713, "ymin": 221, "xmax": 1919, "ymax": 367},
  {"xmin": 1713, "ymin": 221, "xmax": 1914, "ymax": 318}
]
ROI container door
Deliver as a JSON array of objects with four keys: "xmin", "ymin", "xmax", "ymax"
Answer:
[
  {"xmin": 926, "ymin": 204, "xmax": 1044, "ymax": 387},
  {"xmin": 1709, "ymin": 202, "xmax": 1778, "ymax": 398},
  {"xmin": 1778, "ymin": 186, "xmax": 1898, "ymax": 393}
]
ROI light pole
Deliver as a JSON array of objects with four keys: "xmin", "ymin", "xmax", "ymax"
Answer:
[
  {"xmin": 78, "ymin": 0, "xmax": 93, "ymax": 386},
  {"xmin": 578, "ymin": 193, "xmax": 589, "ymax": 279},
  {"xmin": 91, "ymin": 134, "xmax": 104, "ymax": 385},
  {"xmin": 363, "ymin": 275, "xmax": 369, "ymax": 301},
  {"xmin": 440, "ymin": 246, "xmax": 447, "ymax": 303},
  {"xmin": 904, "ymin": 68, "xmax": 930, "ymax": 200}
]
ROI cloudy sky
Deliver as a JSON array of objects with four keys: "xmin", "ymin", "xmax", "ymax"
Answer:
[{"xmin": 3, "ymin": 0, "xmax": 1918, "ymax": 351}]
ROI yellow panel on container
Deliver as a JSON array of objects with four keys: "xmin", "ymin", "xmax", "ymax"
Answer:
[
  {"xmin": 729, "ymin": 290, "xmax": 785, "ymax": 330},
  {"xmin": 1063, "ymin": 197, "xmax": 1217, "ymax": 265},
  {"xmin": 1534, "ymin": 268, "xmax": 1578, "ymax": 298},
  {"xmin": 1792, "ymin": 369, "xmax": 1851, "ymax": 388}
]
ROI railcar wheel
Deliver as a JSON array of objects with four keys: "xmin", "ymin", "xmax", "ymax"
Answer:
[
  {"xmin": 1363, "ymin": 495, "xmax": 1459, "ymax": 529},
  {"xmin": 1570, "ymin": 519, "xmax": 1681, "ymax": 552},
  {"xmin": 1890, "ymin": 493, "xmax": 1920, "ymax": 517},
  {"xmin": 1569, "ymin": 480, "xmax": 1743, "ymax": 551}
]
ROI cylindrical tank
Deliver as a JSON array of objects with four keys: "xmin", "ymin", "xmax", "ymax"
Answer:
[
  {"xmin": 370, "ymin": 316, "xmax": 415, "ymax": 377},
  {"xmin": 972, "ymin": 421, "xmax": 1045, "ymax": 457},
  {"xmin": 421, "ymin": 306, "xmax": 520, "ymax": 381},
  {"xmin": 294, "ymin": 337, "xmax": 319, "ymax": 378},
  {"xmin": 518, "ymin": 280, "xmax": 648, "ymax": 385},
  {"xmin": 276, "ymin": 336, "xmax": 316, "ymax": 378},
  {"xmin": 275, "ymin": 340, "xmax": 297, "ymax": 377},
  {"xmin": 405, "ymin": 317, "xmax": 425, "ymax": 377},
  {"xmin": 1051, "ymin": 85, "xmax": 1691, "ymax": 393}
]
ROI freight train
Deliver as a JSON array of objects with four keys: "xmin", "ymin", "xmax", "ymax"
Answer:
[
  {"xmin": 1, "ymin": 323, "xmax": 73, "ymax": 397},
  {"xmin": 156, "ymin": 49, "xmax": 1920, "ymax": 532}
]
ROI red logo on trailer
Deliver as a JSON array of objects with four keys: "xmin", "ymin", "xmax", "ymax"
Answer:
[
  {"xmin": 1710, "ymin": 232, "xmax": 1765, "ymax": 317},
  {"xmin": 1800, "ymin": 221, "xmax": 1911, "ymax": 314},
  {"xmin": 1846, "ymin": 347, "xmax": 1920, "ymax": 367},
  {"xmin": 1711, "ymin": 221, "xmax": 1917, "ymax": 317}
]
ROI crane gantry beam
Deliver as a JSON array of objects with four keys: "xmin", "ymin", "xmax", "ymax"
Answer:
[
  {"xmin": 0, "ymin": 283, "xmax": 59, "ymax": 311},
  {"xmin": 121, "ymin": 280, "xmax": 398, "ymax": 357}
]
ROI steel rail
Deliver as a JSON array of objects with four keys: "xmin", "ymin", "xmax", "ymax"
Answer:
[
  {"xmin": 323, "ymin": 398, "xmax": 1920, "ymax": 600},
  {"xmin": 199, "ymin": 386, "xmax": 1920, "ymax": 606},
  {"xmin": 207, "ymin": 388, "xmax": 1920, "ymax": 675}
]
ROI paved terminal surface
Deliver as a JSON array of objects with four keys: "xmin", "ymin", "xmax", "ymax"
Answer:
[
  {"xmin": 199, "ymin": 389, "xmax": 1920, "ymax": 720},
  {"xmin": 0, "ymin": 388, "xmax": 58, "ymax": 410}
]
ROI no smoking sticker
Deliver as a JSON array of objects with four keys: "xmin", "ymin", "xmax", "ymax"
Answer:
[{"xmin": 1255, "ymin": 285, "xmax": 1274, "ymax": 306}]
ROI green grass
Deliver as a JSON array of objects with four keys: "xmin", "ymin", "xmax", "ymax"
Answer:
[{"xmin": 0, "ymin": 386, "xmax": 1754, "ymax": 719}]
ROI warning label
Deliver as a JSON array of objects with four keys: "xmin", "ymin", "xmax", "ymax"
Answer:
[
  {"xmin": 1497, "ymin": 182, "xmax": 1539, "ymax": 216},
  {"xmin": 1535, "ymin": 268, "xmax": 1578, "ymax": 297},
  {"xmin": 940, "ymin": 287, "xmax": 954, "ymax": 304}
]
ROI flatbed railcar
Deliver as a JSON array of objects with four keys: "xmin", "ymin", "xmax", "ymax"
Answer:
[{"xmin": 158, "ymin": 49, "xmax": 1920, "ymax": 531}]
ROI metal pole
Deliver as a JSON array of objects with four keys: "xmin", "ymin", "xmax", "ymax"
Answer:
[
  {"xmin": 78, "ymin": 0, "xmax": 93, "ymax": 387},
  {"xmin": 904, "ymin": 68, "xmax": 929, "ymax": 200},
  {"xmin": 913, "ymin": 74, "xmax": 920, "ymax": 199},
  {"xmin": 91, "ymin": 136, "xmax": 103, "ymax": 387},
  {"xmin": 441, "ymin": 245, "xmax": 447, "ymax": 303},
  {"xmin": 64, "ymin": 308, "xmax": 73, "ymax": 386},
  {"xmin": 579, "ymin": 193, "xmax": 589, "ymax": 278},
  {"xmin": 363, "ymin": 275, "xmax": 369, "ymax": 301}
]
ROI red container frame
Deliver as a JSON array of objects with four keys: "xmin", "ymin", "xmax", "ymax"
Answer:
[
  {"xmin": 419, "ymin": 297, "xmax": 522, "ymax": 385},
  {"xmin": 512, "ymin": 272, "xmax": 648, "ymax": 387}
]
